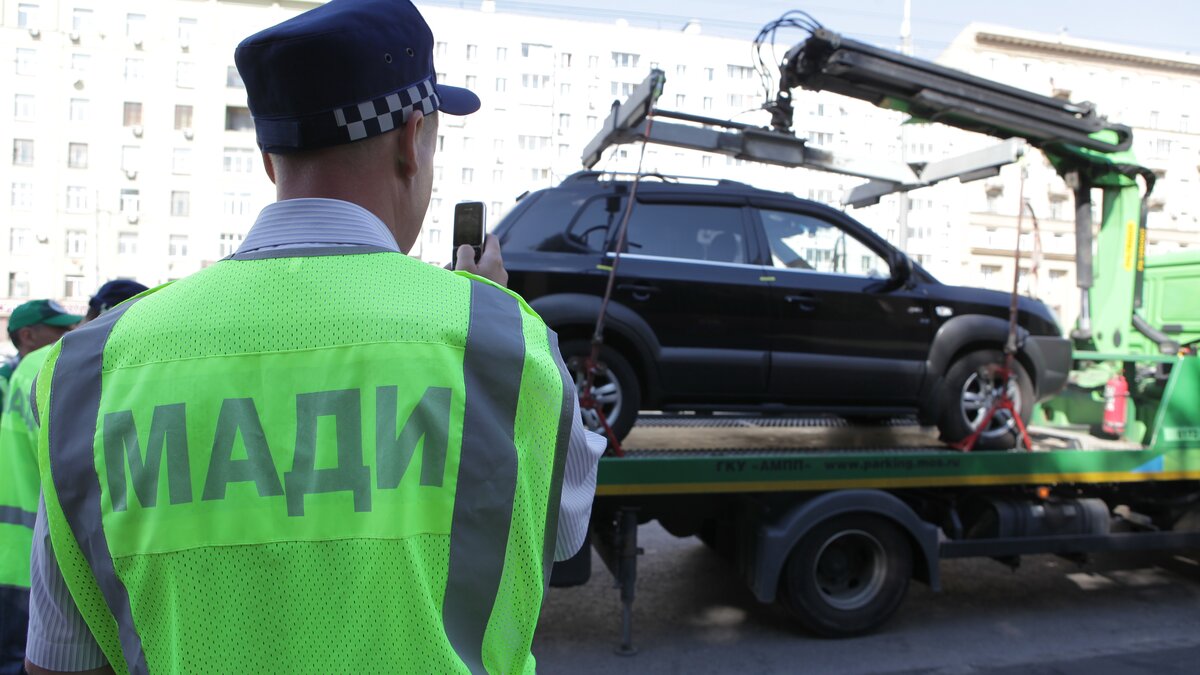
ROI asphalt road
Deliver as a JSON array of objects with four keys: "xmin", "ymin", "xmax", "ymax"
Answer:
[{"xmin": 533, "ymin": 522, "xmax": 1200, "ymax": 674}]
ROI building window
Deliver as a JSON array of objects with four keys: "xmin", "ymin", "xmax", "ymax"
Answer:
[
  {"xmin": 71, "ymin": 7, "xmax": 93, "ymax": 33},
  {"xmin": 521, "ymin": 74, "xmax": 549, "ymax": 89},
  {"xmin": 676, "ymin": 64, "xmax": 687, "ymax": 76},
  {"xmin": 120, "ymin": 188, "xmax": 140, "ymax": 215},
  {"xmin": 11, "ymin": 182, "xmax": 34, "ymax": 209},
  {"xmin": 561, "ymin": 53, "xmax": 572, "ymax": 68},
  {"xmin": 490, "ymin": 201, "xmax": 502, "ymax": 218},
  {"xmin": 530, "ymin": 167, "xmax": 550, "ymax": 181},
  {"xmin": 518, "ymin": 135, "xmax": 551, "ymax": 151},
  {"xmin": 9, "ymin": 228, "xmax": 31, "ymax": 254},
  {"xmin": 435, "ymin": 41, "xmax": 447, "ymax": 57},
  {"xmin": 65, "ymin": 275, "xmax": 86, "ymax": 299},
  {"xmin": 462, "ymin": 167, "xmax": 474, "ymax": 183},
  {"xmin": 1182, "ymin": 115, "xmax": 1191, "ymax": 134},
  {"xmin": 70, "ymin": 53, "xmax": 89, "ymax": 74},
  {"xmin": 172, "ymin": 148, "xmax": 192, "ymax": 175},
  {"xmin": 65, "ymin": 230, "xmax": 87, "ymax": 256},
  {"xmin": 496, "ymin": 46, "xmax": 507, "ymax": 61},
  {"xmin": 126, "ymin": 12, "xmax": 146, "ymax": 40},
  {"xmin": 15, "ymin": 48, "xmax": 36, "ymax": 76},
  {"xmin": 1149, "ymin": 110, "xmax": 1159, "ymax": 129},
  {"xmin": 222, "ymin": 192, "xmax": 252, "ymax": 217},
  {"xmin": 727, "ymin": 64, "xmax": 754, "ymax": 80},
  {"xmin": 980, "ymin": 264, "xmax": 1002, "ymax": 283},
  {"xmin": 17, "ymin": 3, "xmax": 39, "ymax": 29},
  {"xmin": 171, "ymin": 190, "xmax": 190, "ymax": 217},
  {"xmin": 168, "ymin": 235, "xmax": 189, "ymax": 257},
  {"xmin": 610, "ymin": 81, "xmax": 635, "ymax": 97},
  {"xmin": 65, "ymin": 186, "xmax": 89, "ymax": 212},
  {"xmin": 557, "ymin": 114, "xmax": 570, "ymax": 132},
  {"xmin": 175, "ymin": 104, "xmax": 193, "ymax": 131},
  {"xmin": 121, "ymin": 145, "xmax": 141, "ymax": 172},
  {"xmin": 704, "ymin": 67, "xmax": 715, "ymax": 81},
  {"xmin": 226, "ymin": 66, "xmax": 245, "ymax": 89},
  {"xmin": 493, "ymin": 168, "xmax": 504, "ymax": 182},
  {"xmin": 218, "ymin": 232, "xmax": 244, "ymax": 257},
  {"xmin": 675, "ymin": 94, "xmax": 686, "ymax": 107},
  {"xmin": 118, "ymin": 232, "xmax": 138, "ymax": 255},
  {"xmin": 611, "ymin": 52, "xmax": 640, "ymax": 68},
  {"xmin": 586, "ymin": 115, "xmax": 597, "ymax": 130},
  {"xmin": 124, "ymin": 58, "xmax": 145, "ymax": 82},
  {"xmin": 14, "ymin": 94, "xmax": 34, "ymax": 121},
  {"xmin": 495, "ymin": 77, "xmax": 506, "ymax": 93},
  {"xmin": 123, "ymin": 101, "xmax": 143, "ymax": 127},
  {"xmin": 466, "ymin": 44, "xmax": 477, "ymax": 60},
  {"xmin": 68, "ymin": 142, "xmax": 88, "ymax": 169},
  {"xmin": 176, "ymin": 61, "xmax": 196, "ymax": 88},
  {"xmin": 178, "ymin": 17, "xmax": 197, "ymax": 43},
  {"xmin": 702, "ymin": 97, "xmax": 713, "ymax": 111},
  {"xmin": 68, "ymin": 97, "xmax": 88, "ymax": 122},
  {"xmin": 559, "ymin": 82, "xmax": 571, "ymax": 96},
  {"xmin": 8, "ymin": 272, "xmax": 30, "ymax": 298},
  {"xmin": 223, "ymin": 147, "xmax": 255, "ymax": 173},
  {"xmin": 465, "ymin": 75, "xmax": 477, "ymax": 90},
  {"xmin": 13, "ymin": 139, "xmax": 34, "ymax": 166},
  {"xmin": 225, "ymin": 106, "xmax": 253, "ymax": 131}
]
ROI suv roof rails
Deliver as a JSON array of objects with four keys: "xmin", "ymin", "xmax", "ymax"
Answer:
[{"xmin": 563, "ymin": 170, "xmax": 753, "ymax": 189}]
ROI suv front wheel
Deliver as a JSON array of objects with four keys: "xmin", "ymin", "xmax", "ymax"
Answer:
[
  {"xmin": 560, "ymin": 339, "xmax": 641, "ymax": 442},
  {"xmin": 936, "ymin": 349, "xmax": 1034, "ymax": 450}
]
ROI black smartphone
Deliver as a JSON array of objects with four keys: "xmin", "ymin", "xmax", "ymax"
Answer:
[{"xmin": 452, "ymin": 201, "xmax": 486, "ymax": 264}]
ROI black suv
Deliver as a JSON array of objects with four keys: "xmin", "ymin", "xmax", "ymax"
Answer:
[{"xmin": 496, "ymin": 172, "xmax": 1071, "ymax": 449}]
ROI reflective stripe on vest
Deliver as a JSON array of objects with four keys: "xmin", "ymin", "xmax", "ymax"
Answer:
[{"xmin": 47, "ymin": 299, "xmax": 150, "ymax": 675}]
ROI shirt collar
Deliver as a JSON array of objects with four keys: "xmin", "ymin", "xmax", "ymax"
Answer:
[{"xmin": 236, "ymin": 198, "xmax": 400, "ymax": 254}]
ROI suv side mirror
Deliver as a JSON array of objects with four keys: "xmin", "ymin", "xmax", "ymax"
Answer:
[{"xmin": 867, "ymin": 251, "xmax": 913, "ymax": 293}]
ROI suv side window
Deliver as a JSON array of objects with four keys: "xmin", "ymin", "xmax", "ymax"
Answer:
[
  {"xmin": 622, "ymin": 202, "xmax": 748, "ymax": 264},
  {"xmin": 566, "ymin": 197, "xmax": 620, "ymax": 252},
  {"xmin": 759, "ymin": 208, "xmax": 888, "ymax": 278}
]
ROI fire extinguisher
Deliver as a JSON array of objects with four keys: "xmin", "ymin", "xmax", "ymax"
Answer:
[{"xmin": 1102, "ymin": 374, "xmax": 1129, "ymax": 436}]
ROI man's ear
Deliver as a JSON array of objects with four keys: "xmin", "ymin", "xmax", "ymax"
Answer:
[
  {"xmin": 399, "ymin": 110, "xmax": 425, "ymax": 180},
  {"xmin": 262, "ymin": 152, "xmax": 277, "ymax": 184}
]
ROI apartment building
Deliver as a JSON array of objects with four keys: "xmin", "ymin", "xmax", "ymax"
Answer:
[{"xmin": 3, "ymin": 1, "xmax": 1196, "ymax": 343}]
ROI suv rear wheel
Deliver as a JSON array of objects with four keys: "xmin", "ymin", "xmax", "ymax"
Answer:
[
  {"xmin": 937, "ymin": 349, "xmax": 1034, "ymax": 450},
  {"xmin": 560, "ymin": 339, "xmax": 641, "ymax": 441}
]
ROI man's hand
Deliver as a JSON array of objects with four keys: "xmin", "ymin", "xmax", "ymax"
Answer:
[{"xmin": 455, "ymin": 233, "xmax": 508, "ymax": 287}]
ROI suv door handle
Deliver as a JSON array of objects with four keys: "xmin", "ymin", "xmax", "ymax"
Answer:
[
  {"xmin": 618, "ymin": 283, "xmax": 659, "ymax": 301},
  {"xmin": 784, "ymin": 293, "xmax": 820, "ymax": 311}
]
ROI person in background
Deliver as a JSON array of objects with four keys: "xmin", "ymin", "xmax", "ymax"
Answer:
[
  {"xmin": 24, "ymin": 1, "xmax": 604, "ymax": 673},
  {"xmin": 83, "ymin": 280, "xmax": 150, "ymax": 324},
  {"xmin": 1, "ymin": 300, "xmax": 83, "ymax": 675}
]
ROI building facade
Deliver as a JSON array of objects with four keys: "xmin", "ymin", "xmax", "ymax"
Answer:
[{"xmin": 2, "ymin": 1, "xmax": 1196, "ymax": 347}]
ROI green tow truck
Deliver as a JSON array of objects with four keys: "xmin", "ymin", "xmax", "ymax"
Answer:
[{"xmin": 566, "ymin": 25, "xmax": 1200, "ymax": 648}]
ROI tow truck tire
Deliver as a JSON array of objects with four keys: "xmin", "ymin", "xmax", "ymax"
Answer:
[
  {"xmin": 780, "ymin": 514, "xmax": 911, "ymax": 638},
  {"xmin": 937, "ymin": 349, "xmax": 1034, "ymax": 450},
  {"xmin": 560, "ymin": 339, "xmax": 640, "ymax": 442}
]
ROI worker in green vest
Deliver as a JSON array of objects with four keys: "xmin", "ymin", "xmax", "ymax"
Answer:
[
  {"xmin": 24, "ymin": 2, "xmax": 604, "ymax": 674},
  {"xmin": 2, "ymin": 300, "xmax": 82, "ymax": 675}
]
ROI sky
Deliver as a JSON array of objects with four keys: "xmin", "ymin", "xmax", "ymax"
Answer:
[{"xmin": 419, "ymin": 0, "xmax": 1200, "ymax": 59}]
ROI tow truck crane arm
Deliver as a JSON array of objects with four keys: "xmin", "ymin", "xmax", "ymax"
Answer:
[{"xmin": 779, "ymin": 28, "xmax": 1170, "ymax": 355}]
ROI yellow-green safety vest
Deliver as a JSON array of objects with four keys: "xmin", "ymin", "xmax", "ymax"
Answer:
[
  {"xmin": 36, "ymin": 246, "xmax": 572, "ymax": 674},
  {"xmin": 0, "ymin": 345, "xmax": 50, "ymax": 588}
]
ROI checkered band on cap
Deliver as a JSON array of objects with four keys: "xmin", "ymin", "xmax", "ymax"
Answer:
[{"xmin": 333, "ymin": 78, "xmax": 440, "ymax": 143}]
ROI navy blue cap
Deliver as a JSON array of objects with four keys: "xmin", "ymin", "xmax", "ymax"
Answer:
[
  {"xmin": 234, "ymin": 0, "xmax": 480, "ymax": 154},
  {"xmin": 89, "ymin": 279, "xmax": 149, "ymax": 316}
]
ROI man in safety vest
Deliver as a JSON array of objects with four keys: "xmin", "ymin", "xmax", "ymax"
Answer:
[
  {"xmin": 2, "ymin": 300, "xmax": 83, "ymax": 675},
  {"xmin": 25, "ymin": 1, "xmax": 604, "ymax": 673}
]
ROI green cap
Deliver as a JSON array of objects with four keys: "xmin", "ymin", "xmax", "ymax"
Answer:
[{"xmin": 8, "ymin": 299, "xmax": 84, "ymax": 336}]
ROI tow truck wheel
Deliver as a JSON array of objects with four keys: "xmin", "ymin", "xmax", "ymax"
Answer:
[
  {"xmin": 937, "ymin": 349, "xmax": 1034, "ymax": 450},
  {"xmin": 780, "ymin": 514, "xmax": 911, "ymax": 638},
  {"xmin": 561, "ymin": 340, "xmax": 641, "ymax": 442}
]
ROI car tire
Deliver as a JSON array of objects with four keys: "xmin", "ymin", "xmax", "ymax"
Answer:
[
  {"xmin": 779, "ymin": 514, "xmax": 911, "ymax": 638},
  {"xmin": 560, "ymin": 339, "xmax": 641, "ymax": 442},
  {"xmin": 937, "ymin": 349, "xmax": 1034, "ymax": 450}
]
